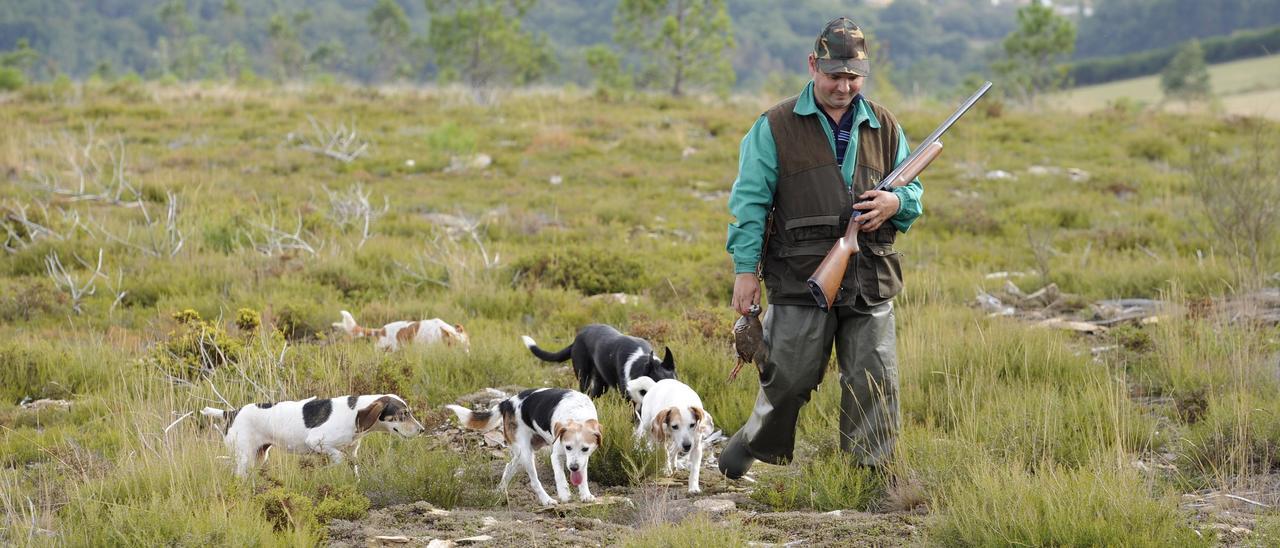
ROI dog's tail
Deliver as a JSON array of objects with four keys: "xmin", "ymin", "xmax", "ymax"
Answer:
[
  {"xmin": 333, "ymin": 310, "xmax": 361, "ymax": 336},
  {"xmin": 200, "ymin": 407, "xmax": 225, "ymax": 419},
  {"xmin": 521, "ymin": 335, "xmax": 573, "ymax": 362},
  {"xmin": 446, "ymin": 404, "xmax": 502, "ymax": 432}
]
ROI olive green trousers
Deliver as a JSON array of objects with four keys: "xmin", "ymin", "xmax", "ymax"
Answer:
[{"xmin": 733, "ymin": 301, "xmax": 900, "ymax": 466}]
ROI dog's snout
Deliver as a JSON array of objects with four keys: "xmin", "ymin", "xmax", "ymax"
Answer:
[
  {"xmin": 681, "ymin": 442, "xmax": 693, "ymax": 452},
  {"xmin": 569, "ymin": 463, "xmax": 580, "ymax": 471}
]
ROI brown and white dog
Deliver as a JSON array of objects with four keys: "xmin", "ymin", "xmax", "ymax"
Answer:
[
  {"xmin": 200, "ymin": 394, "xmax": 424, "ymax": 476},
  {"xmin": 631, "ymin": 378, "xmax": 714, "ymax": 493},
  {"xmin": 447, "ymin": 388, "xmax": 601, "ymax": 506},
  {"xmin": 333, "ymin": 310, "xmax": 470, "ymax": 353}
]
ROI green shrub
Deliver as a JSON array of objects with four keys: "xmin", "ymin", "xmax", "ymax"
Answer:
[
  {"xmin": 148, "ymin": 309, "xmax": 246, "ymax": 379},
  {"xmin": 512, "ymin": 247, "xmax": 652, "ymax": 296},
  {"xmin": 256, "ymin": 487, "xmax": 316, "ymax": 531},
  {"xmin": 356, "ymin": 443, "xmax": 498, "ymax": 509},
  {"xmin": 0, "ymin": 67, "xmax": 22, "ymax": 91}
]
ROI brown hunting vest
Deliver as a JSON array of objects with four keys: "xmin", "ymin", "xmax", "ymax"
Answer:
[{"xmin": 760, "ymin": 95, "xmax": 905, "ymax": 307}]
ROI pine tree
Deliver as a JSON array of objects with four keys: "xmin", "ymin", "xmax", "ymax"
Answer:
[
  {"xmin": 424, "ymin": 0, "xmax": 556, "ymax": 87},
  {"xmin": 614, "ymin": 0, "xmax": 735, "ymax": 96},
  {"xmin": 368, "ymin": 0, "xmax": 413, "ymax": 81},
  {"xmin": 1160, "ymin": 39, "xmax": 1212, "ymax": 103},
  {"xmin": 992, "ymin": 1, "xmax": 1075, "ymax": 105}
]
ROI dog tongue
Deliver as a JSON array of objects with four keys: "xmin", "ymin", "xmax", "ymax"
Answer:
[{"xmin": 570, "ymin": 470, "xmax": 584, "ymax": 486}]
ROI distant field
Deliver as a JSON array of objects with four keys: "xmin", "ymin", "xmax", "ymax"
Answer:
[{"xmin": 1058, "ymin": 54, "xmax": 1280, "ymax": 118}]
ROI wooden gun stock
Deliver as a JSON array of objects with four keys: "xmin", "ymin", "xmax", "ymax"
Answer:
[{"xmin": 806, "ymin": 141, "xmax": 943, "ymax": 311}]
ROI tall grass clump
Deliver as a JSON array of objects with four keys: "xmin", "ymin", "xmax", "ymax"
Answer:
[
  {"xmin": 620, "ymin": 513, "xmax": 756, "ymax": 547},
  {"xmin": 750, "ymin": 451, "xmax": 884, "ymax": 511},
  {"xmin": 930, "ymin": 459, "xmax": 1205, "ymax": 547},
  {"xmin": 589, "ymin": 396, "xmax": 662, "ymax": 487}
]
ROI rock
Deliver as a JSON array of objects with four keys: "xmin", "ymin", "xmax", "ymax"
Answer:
[
  {"xmin": 457, "ymin": 535, "xmax": 494, "ymax": 544},
  {"xmin": 1037, "ymin": 318, "xmax": 1107, "ymax": 334},
  {"xmin": 549, "ymin": 175, "xmax": 563, "ymax": 185},
  {"xmin": 682, "ymin": 147, "xmax": 698, "ymax": 158},
  {"xmin": 1067, "ymin": 168, "xmax": 1090, "ymax": 182},
  {"xmin": 693, "ymin": 499, "xmax": 735, "ymax": 513},
  {"xmin": 985, "ymin": 169, "xmax": 1014, "ymax": 180},
  {"xmin": 1023, "ymin": 283, "xmax": 1061, "ymax": 307},
  {"xmin": 1027, "ymin": 165, "xmax": 1056, "ymax": 176},
  {"xmin": 975, "ymin": 291, "xmax": 1015, "ymax": 316},
  {"xmin": 582, "ymin": 293, "xmax": 642, "ymax": 306},
  {"xmin": 426, "ymin": 540, "xmax": 455, "ymax": 548},
  {"xmin": 20, "ymin": 399, "xmax": 71, "ymax": 411},
  {"xmin": 371, "ymin": 536, "xmax": 411, "ymax": 545},
  {"xmin": 405, "ymin": 159, "xmax": 415, "ymax": 167}
]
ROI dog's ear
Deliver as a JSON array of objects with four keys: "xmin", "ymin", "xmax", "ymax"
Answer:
[
  {"xmin": 441, "ymin": 327, "xmax": 455, "ymax": 345},
  {"xmin": 660, "ymin": 347, "xmax": 675, "ymax": 370},
  {"xmin": 454, "ymin": 324, "xmax": 466, "ymax": 334},
  {"xmin": 356, "ymin": 397, "xmax": 389, "ymax": 432},
  {"xmin": 553, "ymin": 421, "xmax": 568, "ymax": 442},
  {"xmin": 650, "ymin": 407, "xmax": 674, "ymax": 441},
  {"xmin": 691, "ymin": 406, "xmax": 714, "ymax": 434},
  {"xmin": 585, "ymin": 419, "xmax": 602, "ymax": 446}
]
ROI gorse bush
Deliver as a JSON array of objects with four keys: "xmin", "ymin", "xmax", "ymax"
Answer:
[{"xmin": 148, "ymin": 309, "xmax": 246, "ymax": 379}]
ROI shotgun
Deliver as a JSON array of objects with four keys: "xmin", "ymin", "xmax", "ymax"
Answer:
[{"xmin": 807, "ymin": 81, "xmax": 992, "ymax": 311}]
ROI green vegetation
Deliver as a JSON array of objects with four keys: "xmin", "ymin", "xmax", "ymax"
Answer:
[{"xmin": 0, "ymin": 81, "xmax": 1277, "ymax": 545}]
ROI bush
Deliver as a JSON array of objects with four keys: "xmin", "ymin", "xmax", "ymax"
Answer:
[
  {"xmin": 0, "ymin": 67, "xmax": 22, "ymax": 91},
  {"xmin": 148, "ymin": 309, "xmax": 246, "ymax": 379},
  {"xmin": 512, "ymin": 247, "xmax": 652, "ymax": 296}
]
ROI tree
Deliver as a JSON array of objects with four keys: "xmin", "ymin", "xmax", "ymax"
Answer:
[
  {"xmin": 992, "ymin": 1, "xmax": 1075, "ymax": 105},
  {"xmin": 424, "ymin": 0, "xmax": 556, "ymax": 87},
  {"xmin": 268, "ymin": 12, "xmax": 311, "ymax": 82},
  {"xmin": 0, "ymin": 38, "xmax": 39, "ymax": 90},
  {"xmin": 1160, "ymin": 39, "xmax": 1211, "ymax": 103},
  {"xmin": 584, "ymin": 45, "xmax": 633, "ymax": 100},
  {"xmin": 368, "ymin": 0, "xmax": 413, "ymax": 81},
  {"xmin": 614, "ymin": 0, "xmax": 735, "ymax": 96}
]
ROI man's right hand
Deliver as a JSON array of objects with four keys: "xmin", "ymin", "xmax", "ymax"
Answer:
[{"xmin": 732, "ymin": 273, "xmax": 761, "ymax": 316}]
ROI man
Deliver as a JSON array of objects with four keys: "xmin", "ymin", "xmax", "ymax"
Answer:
[{"xmin": 720, "ymin": 16, "xmax": 923, "ymax": 478}]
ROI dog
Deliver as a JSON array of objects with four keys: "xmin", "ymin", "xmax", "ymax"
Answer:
[
  {"xmin": 446, "ymin": 388, "xmax": 601, "ymax": 506},
  {"xmin": 631, "ymin": 377, "xmax": 714, "ymax": 493},
  {"xmin": 522, "ymin": 324, "xmax": 676, "ymax": 403},
  {"xmin": 200, "ymin": 394, "xmax": 423, "ymax": 476},
  {"xmin": 333, "ymin": 310, "xmax": 470, "ymax": 353}
]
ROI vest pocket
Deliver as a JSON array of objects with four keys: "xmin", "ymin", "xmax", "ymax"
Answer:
[
  {"xmin": 782, "ymin": 215, "xmax": 842, "ymax": 244},
  {"xmin": 858, "ymin": 243, "xmax": 904, "ymax": 302}
]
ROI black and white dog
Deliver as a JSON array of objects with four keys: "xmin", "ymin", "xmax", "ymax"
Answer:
[
  {"xmin": 201, "ymin": 394, "xmax": 423, "ymax": 476},
  {"xmin": 522, "ymin": 324, "xmax": 677, "ymax": 403},
  {"xmin": 447, "ymin": 388, "xmax": 601, "ymax": 506}
]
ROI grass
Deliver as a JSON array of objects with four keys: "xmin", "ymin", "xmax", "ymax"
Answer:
[{"xmin": 0, "ymin": 78, "xmax": 1277, "ymax": 545}]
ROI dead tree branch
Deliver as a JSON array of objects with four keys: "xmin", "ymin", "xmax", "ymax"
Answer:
[
  {"xmin": 45, "ymin": 248, "xmax": 105, "ymax": 314},
  {"xmin": 324, "ymin": 183, "xmax": 388, "ymax": 249},
  {"xmin": 290, "ymin": 116, "xmax": 369, "ymax": 163}
]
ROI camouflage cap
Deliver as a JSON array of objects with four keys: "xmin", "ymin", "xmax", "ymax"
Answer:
[{"xmin": 814, "ymin": 17, "xmax": 871, "ymax": 76}]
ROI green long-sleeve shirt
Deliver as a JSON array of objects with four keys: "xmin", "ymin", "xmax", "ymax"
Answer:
[{"xmin": 726, "ymin": 82, "xmax": 924, "ymax": 274}]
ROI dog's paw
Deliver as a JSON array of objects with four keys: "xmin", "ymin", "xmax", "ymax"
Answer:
[
  {"xmin": 538, "ymin": 496, "xmax": 558, "ymax": 506},
  {"xmin": 579, "ymin": 493, "xmax": 596, "ymax": 503},
  {"xmin": 557, "ymin": 492, "xmax": 571, "ymax": 503},
  {"xmin": 688, "ymin": 485, "xmax": 702, "ymax": 494}
]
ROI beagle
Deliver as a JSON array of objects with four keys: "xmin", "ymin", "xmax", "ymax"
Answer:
[
  {"xmin": 631, "ymin": 377, "xmax": 714, "ymax": 493},
  {"xmin": 200, "ymin": 394, "xmax": 423, "ymax": 476},
  {"xmin": 333, "ymin": 310, "xmax": 470, "ymax": 353},
  {"xmin": 446, "ymin": 388, "xmax": 602, "ymax": 506}
]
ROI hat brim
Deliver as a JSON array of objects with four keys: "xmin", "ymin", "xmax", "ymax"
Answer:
[{"xmin": 817, "ymin": 58, "xmax": 870, "ymax": 77}]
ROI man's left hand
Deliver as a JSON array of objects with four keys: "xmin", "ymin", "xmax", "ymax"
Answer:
[{"xmin": 852, "ymin": 190, "xmax": 900, "ymax": 232}]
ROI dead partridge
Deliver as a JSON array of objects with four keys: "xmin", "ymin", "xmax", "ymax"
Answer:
[{"xmin": 730, "ymin": 304, "xmax": 767, "ymax": 381}]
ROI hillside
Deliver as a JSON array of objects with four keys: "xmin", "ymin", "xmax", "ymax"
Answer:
[
  {"xmin": 0, "ymin": 81, "xmax": 1278, "ymax": 545},
  {"xmin": 1059, "ymin": 54, "xmax": 1280, "ymax": 118}
]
